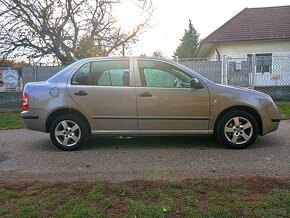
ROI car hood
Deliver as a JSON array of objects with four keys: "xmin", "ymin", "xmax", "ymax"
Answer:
[
  {"xmin": 209, "ymin": 83, "xmax": 274, "ymax": 109},
  {"xmin": 219, "ymin": 84, "xmax": 270, "ymax": 98}
]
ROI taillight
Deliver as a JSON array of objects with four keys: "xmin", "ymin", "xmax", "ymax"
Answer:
[{"xmin": 22, "ymin": 92, "xmax": 29, "ymax": 111}]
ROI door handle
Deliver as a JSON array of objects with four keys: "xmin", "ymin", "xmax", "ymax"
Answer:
[
  {"xmin": 74, "ymin": 91, "xmax": 88, "ymax": 96},
  {"xmin": 139, "ymin": 92, "xmax": 152, "ymax": 97}
]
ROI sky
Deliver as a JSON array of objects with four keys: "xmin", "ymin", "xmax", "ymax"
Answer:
[{"xmin": 117, "ymin": 0, "xmax": 290, "ymax": 57}]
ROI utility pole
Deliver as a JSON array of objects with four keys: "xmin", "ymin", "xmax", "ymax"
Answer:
[{"xmin": 122, "ymin": 43, "xmax": 125, "ymax": 56}]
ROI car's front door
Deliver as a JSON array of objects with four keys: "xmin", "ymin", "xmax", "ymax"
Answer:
[
  {"xmin": 135, "ymin": 59, "xmax": 210, "ymax": 131},
  {"xmin": 67, "ymin": 59, "xmax": 137, "ymax": 131}
]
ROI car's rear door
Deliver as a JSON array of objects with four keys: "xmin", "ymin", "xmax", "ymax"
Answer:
[
  {"xmin": 135, "ymin": 59, "xmax": 210, "ymax": 131},
  {"xmin": 67, "ymin": 58, "xmax": 137, "ymax": 131}
]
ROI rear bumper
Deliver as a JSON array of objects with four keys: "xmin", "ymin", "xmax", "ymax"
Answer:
[
  {"xmin": 259, "ymin": 103, "xmax": 280, "ymax": 135},
  {"xmin": 21, "ymin": 109, "xmax": 48, "ymax": 132}
]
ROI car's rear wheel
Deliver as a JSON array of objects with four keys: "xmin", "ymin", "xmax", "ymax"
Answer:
[
  {"xmin": 216, "ymin": 110, "xmax": 258, "ymax": 149},
  {"xmin": 50, "ymin": 114, "xmax": 89, "ymax": 151}
]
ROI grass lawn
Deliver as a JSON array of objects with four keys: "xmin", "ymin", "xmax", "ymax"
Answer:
[
  {"xmin": 0, "ymin": 111, "xmax": 23, "ymax": 129},
  {"xmin": 276, "ymin": 101, "xmax": 290, "ymax": 119},
  {"xmin": 1, "ymin": 178, "xmax": 290, "ymax": 217}
]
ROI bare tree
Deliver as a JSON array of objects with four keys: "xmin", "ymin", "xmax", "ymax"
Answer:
[{"xmin": 0, "ymin": 0, "xmax": 153, "ymax": 65}]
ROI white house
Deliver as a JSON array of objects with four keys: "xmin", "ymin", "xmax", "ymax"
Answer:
[{"xmin": 197, "ymin": 5, "xmax": 290, "ymax": 86}]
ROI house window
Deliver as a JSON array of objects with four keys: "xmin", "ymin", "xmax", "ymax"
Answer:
[
  {"xmin": 247, "ymin": 53, "xmax": 272, "ymax": 74},
  {"xmin": 258, "ymin": 54, "xmax": 272, "ymax": 74},
  {"xmin": 256, "ymin": 54, "xmax": 272, "ymax": 74}
]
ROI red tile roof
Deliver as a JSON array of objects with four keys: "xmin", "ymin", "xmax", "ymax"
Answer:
[{"xmin": 202, "ymin": 5, "xmax": 290, "ymax": 43}]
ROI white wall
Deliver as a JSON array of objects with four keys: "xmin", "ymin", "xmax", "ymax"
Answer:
[{"xmin": 208, "ymin": 39, "xmax": 290, "ymax": 59}]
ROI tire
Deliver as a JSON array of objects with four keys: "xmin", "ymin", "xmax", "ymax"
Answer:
[
  {"xmin": 216, "ymin": 110, "xmax": 258, "ymax": 149},
  {"xmin": 49, "ymin": 114, "xmax": 89, "ymax": 151}
]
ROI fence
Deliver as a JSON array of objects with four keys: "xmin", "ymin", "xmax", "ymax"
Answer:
[
  {"xmin": 179, "ymin": 59, "xmax": 222, "ymax": 83},
  {"xmin": 255, "ymin": 56, "xmax": 290, "ymax": 87},
  {"xmin": 179, "ymin": 55, "xmax": 290, "ymax": 88},
  {"xmin": 22, "ymin": 66, "xmax": 65, "ymax": 86}
]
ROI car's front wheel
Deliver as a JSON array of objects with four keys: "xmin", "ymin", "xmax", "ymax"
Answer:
[
  {"xmin": 216, "ymin": 110, "xmax": 258, "ymax": 149},
  {"xmin": 50, "ymin": 114, "xmax": 89, "ymax": 151}
]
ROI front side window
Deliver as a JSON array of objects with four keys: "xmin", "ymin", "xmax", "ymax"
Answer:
[
  {"xmin": 71, "ymin": 60, "xmax": 130, "ymax": 86},
  {"xmin": 138, "ymin": 60, "xmax": 191, "ymax": 88}
]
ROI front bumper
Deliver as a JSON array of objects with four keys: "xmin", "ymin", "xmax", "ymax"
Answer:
[
  {"xmin": 21, "ymin": 108, "xmax": 48, "ymax": 132},
  {"xmin": 259, "ymin": 103, "xmax": 280, "ymax": 135}
]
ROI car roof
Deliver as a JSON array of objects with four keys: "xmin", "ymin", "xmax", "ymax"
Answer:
[{"xmin": 77, "ymin": 56, "xmax": 171, "ymax": 62}]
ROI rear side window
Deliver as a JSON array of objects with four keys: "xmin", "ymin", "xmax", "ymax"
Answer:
[
  {"xmin": 71, "ymin": 60, "xmax": 130, "ymax": 86},
  {"xmin": 98, "ymin": 69, "xmax": 129, "ymax": 86},
  {"xmin": 71, "ymin": 63, "xmax": 91, "ymax": 85}
]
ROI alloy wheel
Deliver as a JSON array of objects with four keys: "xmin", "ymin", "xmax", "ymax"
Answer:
[
  {"xmin": 54, "ymin": 120, "xmax": 81, "ymax": 147},
  {"xmin": 224, "ymin": 116, "xmax": 253, "ymax": 145}
]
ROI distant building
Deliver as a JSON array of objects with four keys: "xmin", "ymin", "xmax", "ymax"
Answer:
[
  {"xmin": 197, "ymin": 5, "xmax": 290, "ymax": 60},
  {"xmin": 197, "ymin": 5, "xmax": 290, "ymax": 86}
]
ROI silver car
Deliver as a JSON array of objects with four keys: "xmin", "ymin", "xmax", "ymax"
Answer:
[{"xmin": 21, "ymin": 57, "xmax": 280, "ymax": 151}]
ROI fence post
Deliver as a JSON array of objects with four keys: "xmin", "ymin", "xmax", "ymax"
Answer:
[
  {"xmin": 222, "ymin": 55, "xmax": 228, "ymax": 85},
  {"xmin": 32, "ymin": 58, "xmax": 38, "ymax": 82},
  {"xmin": 251, "ymin": 54, "xmax": 256, "ymax": 89},
  {"xmin": 36, "ymin": 65, "xmax": 39, "ymax": 82}
]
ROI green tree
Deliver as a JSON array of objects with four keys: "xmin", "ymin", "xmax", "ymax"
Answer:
[
  {"xmin": 152, "ymin": 50, "xmax": 164, "ymax": 58},
  {"xmin": 74, "ymin": 36, "xmax": 100, "ymax": 60},
  {"xmin": 174, "ymin": 20, "xmax": 199, "ymax": 58}
]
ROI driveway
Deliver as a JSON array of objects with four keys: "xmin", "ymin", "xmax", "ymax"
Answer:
[{"xmin": 0, "ymin": 120, "xmax": 289, "ymax": 182}]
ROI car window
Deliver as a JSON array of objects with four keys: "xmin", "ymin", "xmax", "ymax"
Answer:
[
  {"xmin": 144, "ymin": 69, "xmax": 178, "ymax": 87},
  {"xmin": 138, "ymin": 60, "xmax": 191, "ymax": 88},
  {"xmin": 98, "ymin": 69, "xmax": 129, "ymax": 86},
  {"xmin": 71, "ymin": 60, "xmax": 130, "ymax": 86},
  {"xmin": 91, "ymin": 60, "xmax": 130, "ymax": 86},
  {"xmin": 71, "ymin": 63, "xmax": 91, "ymax": 85}
]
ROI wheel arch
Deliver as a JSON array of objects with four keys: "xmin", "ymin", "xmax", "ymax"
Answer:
[
  {"xmin": 45, "ymin": 108, "xmax": 91, "ymax": 134},
  {"xmin": 214, "ymin": 106, "xmax": 263, "ymax": 136}
]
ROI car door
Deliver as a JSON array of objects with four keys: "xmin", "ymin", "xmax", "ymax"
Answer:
[
  {"xmin": 135, "ymin": 59, "xmax": 210, "ymax": 131},
  {"xmin": 67, "ymin": 59, "xmax": 137, "ymax": 131}
]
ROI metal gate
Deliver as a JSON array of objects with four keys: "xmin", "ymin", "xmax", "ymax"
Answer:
[{"xmin": 227, "ymin": 58, "xmax": 251, "ymax": 87}]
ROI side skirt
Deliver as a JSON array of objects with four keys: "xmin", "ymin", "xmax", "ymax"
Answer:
[{"xmin": 91, "ymin": 130, "xmax": 213, "ymax": 136}]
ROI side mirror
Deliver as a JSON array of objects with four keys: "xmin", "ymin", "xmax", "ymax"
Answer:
[{"xmin": 190, "ymin": 78, "xmax": 204, "ymax": 89}]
